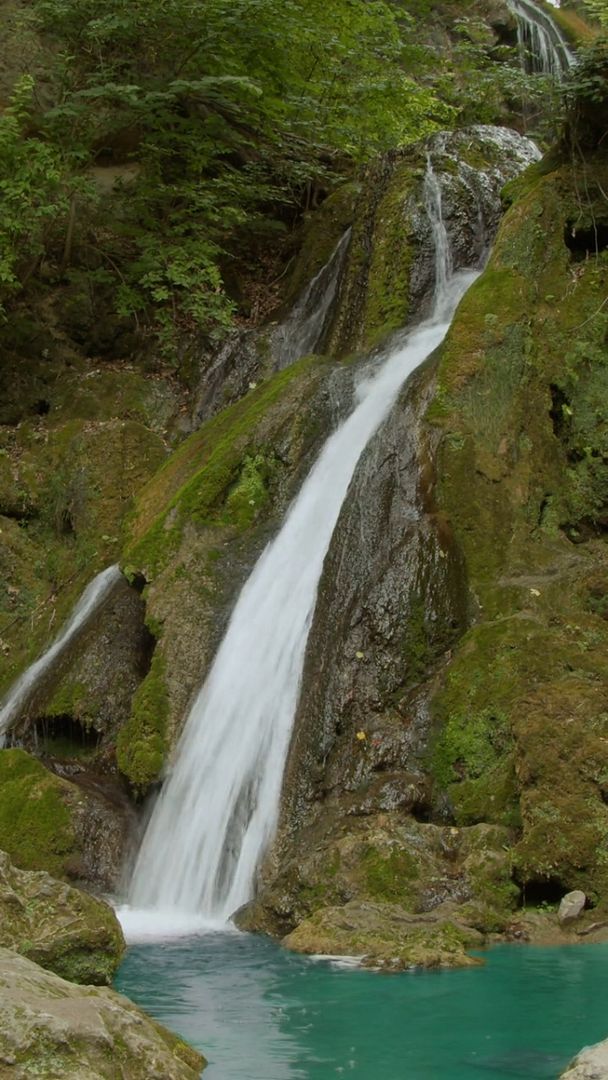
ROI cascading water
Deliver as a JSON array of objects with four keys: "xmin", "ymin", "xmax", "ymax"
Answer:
[
  {"xmin": 271, "ymin": 229, "xmax": 351, "ymax": 369},
  {"xmin": 0, "ymin": 565, "xmax": 122, "ymax": 744},
  {"xmin": 507, "ymin": 0, "xmax": 574, "ymax": 76},
  {"xmin": 119, "ymin": 163, "xmax": 482, "ymax": 940}
]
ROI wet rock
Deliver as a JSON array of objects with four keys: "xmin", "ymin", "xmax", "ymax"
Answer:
[
  {"xmin": 558, "ymin": 890, "xmax": 586, "ymax": 925},
  {"xmin": 0, "ymin": 850, "xmax": 124, "ymax": 985},
  {"xmin": 0, "ymin": 947, "xmax": 205, "ymax": 1078},
  {"xmin": 283, "ymin": 899, "xmax": 484, "ymax": 970},
  {"xmin": 561, "ymin": 1038, "xmax": 608, "ymax": 1079}
]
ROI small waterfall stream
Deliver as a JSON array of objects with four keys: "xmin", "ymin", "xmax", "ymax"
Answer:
[
  {"xmin": 507, "ymin": 0, "xmax": 574, "ymax": 76},
  {"xmin": 271, "ymin": 229, "xmax": 352, "ymax": 369},
  {"xmin": 120, "ymin": 161, "xmax": 483, "ymax": 939},
  {"xmin": 0, "ymin": 565, "xmax": 122, "ymax": 744}
]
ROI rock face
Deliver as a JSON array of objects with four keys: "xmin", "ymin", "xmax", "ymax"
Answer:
[
  {"xmin": 0, "ymin": 850, "xmax": 124, "ymax": 985},
  {"xmin": 561, "ymin": 1038, "xmax": 608, "ymax": 1079},
  {"xmin": 120, "ymin": 354, "xmax": 354, "ymax": 790},
  {"xmin": 0, "ymin": 947, "xmax": 204, "ymax": 1079},
  {"xmin": 558, "ymin": 891, "xmax": 587, "ymax": 925}
]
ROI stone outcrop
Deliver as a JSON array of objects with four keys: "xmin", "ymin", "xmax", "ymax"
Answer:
[
  {"xmin": 0, "ymin": 850, "xmax": 124, "ymax": 985},
  {"xmin": 558, "ymin": 890, "xmax": 587, "ymax": 925},
  {"xmin": 561, "ymin": 1038, "xmax": 608, "ymax": 1079},
  {"xmin": 428, "ymin": 147, "xmax": 608, "ymax": 904},
  {"xmin": 119, "ymin": 353, "xmax": 354, "ymax": 791},
  {"xmin": 325, "ymin": 126, "xmax": 539, "ymax": 357},
  {"xmin": 0, "ymin": 947, "xmax": 205, "ymax": 1079}
]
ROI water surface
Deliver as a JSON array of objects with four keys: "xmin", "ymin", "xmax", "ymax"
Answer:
[{"xmin": 115, "ymin": 933, "xmax": 608, "ymax": 1079}]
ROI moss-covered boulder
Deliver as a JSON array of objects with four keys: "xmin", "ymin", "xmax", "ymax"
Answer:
[
  {"xmin": 283, "ymin": 900, "xmax": 484, "ymax": 970},
  {"xmin": 0, "ymin": 947, "xmax": 205, "ymax": 1078},
  {"xmin": 239, "ymin": 813, "xmax": 517, "ymax": 939},
  {"xmin": 0, "ymin": 850, "xmax": 124, "ymax": 985}
]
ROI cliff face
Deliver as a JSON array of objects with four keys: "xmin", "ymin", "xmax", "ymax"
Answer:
[
  {"xmin": 252, "ymin": 140, "xmax": 608, "ymax": 958},
  {"xmin": 430, "ymin": 147, "xmax": 608, "ymax": 902},
  {"xmin": 0, "ymin": 2, "xmax": 606, "ymax": 964}
]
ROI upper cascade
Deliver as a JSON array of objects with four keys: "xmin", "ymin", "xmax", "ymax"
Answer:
[{"xmin": 507, "ymin": 0, "xmax": 574, "ymax": 76}]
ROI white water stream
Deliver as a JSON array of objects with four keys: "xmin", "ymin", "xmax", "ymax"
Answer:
[
  {"xmin": 119, "ymin": 161, "xmax": 481, "ymax": 941},
  {"xmin": 0, "ymin": 564, "xmax": 122, "ymax": 744},
  {"xmin": 507, "ymin": 0, "xmax": 574, "ymax": 76},
  {"xmin": 271, "ymin": 229, "xmax": 352, "ymax": 369}
]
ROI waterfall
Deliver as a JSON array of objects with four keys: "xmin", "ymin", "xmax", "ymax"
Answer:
[
  {"xmin": 507, "ymin": 0, "xmax": 574, "ymax": 76},
  {"xmin": 0, "ymin": 565, "xmax": 122, "ymax": 744},
  {"xmin": 119, "ymin": 162, "xmax": 481, "ymax": 941},
  {"xmin": 271, "ymin": 229, "xmax": 351, "ymax": 369}
]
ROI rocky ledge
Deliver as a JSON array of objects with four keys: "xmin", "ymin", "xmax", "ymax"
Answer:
[
  {"xmin": 0, "ymin": 948, "xmax": 205, "ymax": 1079},
  {"xmin": 0, "ymin": 850, "xmax": 124, "ymax": 985}
]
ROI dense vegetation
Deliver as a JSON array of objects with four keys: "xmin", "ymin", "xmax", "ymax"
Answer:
[{"xmin": 0, "ymin": 0, "xmax": 572, "ymax": 352}]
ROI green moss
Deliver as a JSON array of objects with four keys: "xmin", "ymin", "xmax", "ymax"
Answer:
[
  {"xmin": 361, "ymin": 162, "xmax": 417, "ymax": 342},
  {"xmin": 427, "ymin": 152, "xmax": 608, "ymax": 901},
  {"xmin": 433, "ymin": 706, "xmax": 512, "ymax": 789},
  {"xmin": 0, "ymin": 750, "xmax": 79, "ymax": 878},
  {"xmin": 123, "ymin": 353, "xmax": 327, "ymax": 577},
  {"xmin": 362, "ymin": 845, "xmax": 419, "ymax": 902},
  {"xmin": 450, "ymin": 757, "xmax": 521, "ymax": 828},
  {"xmin": 116, "ymin": 651, "xmax": 169, "ymax": 792},
  {"xmin": 46, "ymin": 681, "xmax": 86, "ymax": 719},
  {"xmin": 223, "ymin": 452, "xmax": 276, "ymax": 529}
]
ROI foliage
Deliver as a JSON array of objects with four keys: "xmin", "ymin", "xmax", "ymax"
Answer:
[
  {"xmin": 11, "ymin": 0, "xmax": 447, "ymax": 345},
  {"xmin": 0, "ymin": 0, "xmax": 560, "ymax": 343},
  {"xmin": 0, "ymin": 77, "xmax": 67, "ymax": 317}
]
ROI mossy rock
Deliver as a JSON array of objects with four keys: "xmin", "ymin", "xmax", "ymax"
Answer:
[
  {"xmin": 429, "ymin": 149, "xmax": 608, "ymax": 900},
  {"xmin": 116, "ymin": 649, "xmax": 169, "ymax": 791},
  {"xmin": 0, "ymin": 947, "xmax": 205, "ymax": 1078},
  {"xmin": 0, "ymin": 749, "xmax": 84, "ymax": 879},
  {"xmin": 0, "ymin": 850, "xmax": 124, "ymax": 985},
  {"xmin": 283, "ymin": 900, "xmax": 484, "ymax": 970},
  {"xmin": 123, "ymin": 352, "xmax": 330, "ymax": 578}
]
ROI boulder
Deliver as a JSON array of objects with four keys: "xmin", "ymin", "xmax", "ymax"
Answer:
[
  {"xmin": 558, "ymin": 890, "xmax": 587, "ymax": 925},
  {"xmin": 561, "ymin": 1037, "xmax": 608, "ymax": 1079},
  {"xmin": 282, "ymin": 899, "xmax": 484, "ymax": 970},
  {"xmin": 0, "ymin": 850, "xmax": 124, "ymax": 985},
  {"xmin": 0, "ymin": 947, "xmax": 205, "ymax": 1079}
]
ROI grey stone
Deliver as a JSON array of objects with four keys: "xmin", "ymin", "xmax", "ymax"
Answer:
[
  {"xmin": 558, "ymin": 890, "xmax": 586, "ymax": 925},
  {"xmin": 561, "ymin": 1038, "xmax": 608, "ymax": 1079},
  {"xmin": 0, "ymin": 947, "xmax": 205, "ymax": 1079}
]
